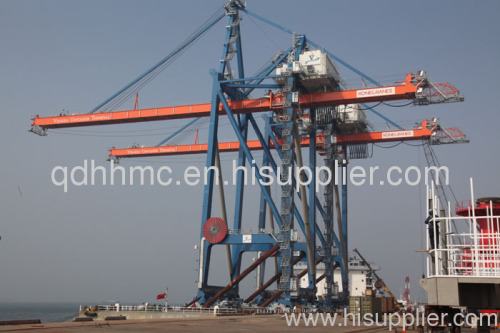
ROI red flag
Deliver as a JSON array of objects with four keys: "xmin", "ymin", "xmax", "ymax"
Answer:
[{"xmin": 156, "ymin": 293, "xmax": 166, "ymax": 300}]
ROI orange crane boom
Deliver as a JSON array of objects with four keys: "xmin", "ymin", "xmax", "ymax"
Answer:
[
  {"xmin": 31, "ymin": 74, "xmax": 420, "ymax": 130},
  {"xmin": 109, "ymin": 120, "xmax": 433, "ymax": 159}
]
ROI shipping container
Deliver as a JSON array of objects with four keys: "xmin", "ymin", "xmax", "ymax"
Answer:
[
  {"xmin": 381, "ymin": 296, "xmax": 396, "ymax": 313},
  {"xmin": 348, "ymin": 296, "xmax": 382, "ymax": 318}
]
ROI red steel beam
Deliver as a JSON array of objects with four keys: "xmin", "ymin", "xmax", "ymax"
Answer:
[
  {"xmin": 243, "ymin": 252, "xmax": 306, "ymax": 304},
  {"xmin": 202, "ymin": 244, "xmax": 280, "ymax": 309},
  {"xmin": 184, "ymin": 296, "xmax": 201, "ymax": 308},
  {"xmin": 259, "ymin": 258, "xmax": 322, "ymax": 308},
  {"xmin": 109, "ymin": 120, "xmax": 432, "ymax": 159},
  {"xmin": 259, "ymin": 290, "xmax": 282, "ymax": 308},
  {"xmin": 32, "ymin": 74, "xmax": 418, "ymax": 129},
  {"xmin": 315, "ymin": 274, "xmax": 326, "ymax": 284}
]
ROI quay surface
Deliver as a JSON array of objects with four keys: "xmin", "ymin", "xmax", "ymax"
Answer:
[{"xmin": 0, "ymin": 315, "xmax": 478, "ymax": 333}]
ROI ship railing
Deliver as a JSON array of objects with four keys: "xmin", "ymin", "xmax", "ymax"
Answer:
[
  {"xmin": 424, "ymin": 212, "xmax": 500, "ymax": 278},
  {"xmin": 455, "ymin": 200, "xmax": 473, "ymax": 212}
]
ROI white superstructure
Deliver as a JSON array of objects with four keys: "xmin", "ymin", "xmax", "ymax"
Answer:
[
  {"xmin": 275, "ymin": 49, "xmax": 340, "ymax": 93},
  {"xmin": 336, "ymin": 104, "xmax": 367, "ymax": 133},
  {"xmin": 294, "ymin": 257, "xmax": 380, "ymax": 298}
]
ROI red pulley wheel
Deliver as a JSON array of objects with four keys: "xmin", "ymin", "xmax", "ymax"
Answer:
[{"xmin": 203, "ymin": 217, "xmax": 228, "ymax": 244}]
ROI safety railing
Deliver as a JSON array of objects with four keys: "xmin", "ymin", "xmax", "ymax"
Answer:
[
  {"xmin": 92, "ymin": 305, "xmax": 237, "ymax": 314},
  {"xmin": 425, "ymin": 183, "xmax": 500, "ymax": 278},
  {"xmin": 426, "ymin": 215, "xmax": 500, "ymax": 278}
]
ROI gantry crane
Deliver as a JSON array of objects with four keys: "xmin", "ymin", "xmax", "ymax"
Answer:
[{"xmin": 29, "ymin": 0, "xmax": 466, "ymax": 309}]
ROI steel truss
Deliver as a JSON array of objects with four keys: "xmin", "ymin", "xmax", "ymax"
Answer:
[{"xmin": 197, "ymin": 1, "xmax": 347, "ymax": 307}]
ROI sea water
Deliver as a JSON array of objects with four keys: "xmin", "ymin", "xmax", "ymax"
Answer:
[{"xmin": 0, "ymin": 302, "xmax": 80, "ymax": 323}]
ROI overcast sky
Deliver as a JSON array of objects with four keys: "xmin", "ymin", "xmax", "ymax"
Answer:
[{"xmin": 1, "ymin": 0, "xmax": 499, "ymax": 305}]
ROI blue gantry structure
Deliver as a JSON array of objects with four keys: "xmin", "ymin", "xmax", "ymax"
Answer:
[{"xmin": 199, "ymin": 1, "xmax": 347, "ymax": 308}]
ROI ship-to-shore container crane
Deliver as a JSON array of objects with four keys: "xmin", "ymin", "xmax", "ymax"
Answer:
[{"xmin": 29, "ymin": 0, "xmax": 466, "ymax": 308}]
